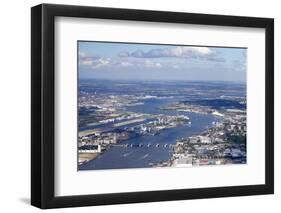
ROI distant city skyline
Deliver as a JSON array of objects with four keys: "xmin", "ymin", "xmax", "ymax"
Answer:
[{"xmin": 78, "ymin": 41, "xmax": 247, "ymax": 82}]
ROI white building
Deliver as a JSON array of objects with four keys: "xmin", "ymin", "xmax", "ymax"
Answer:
[
  {"xmin": 78, "ymin": 144, "xmax": 101, "ymax": 153},
  {"xmin": 199, "ymin": 136, "xmax": 212, "ymax": 144}
]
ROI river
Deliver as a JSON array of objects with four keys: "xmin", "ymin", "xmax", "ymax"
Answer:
[{"xmin": 79, "ymin": 98, "xmax": 217, "ymax": 170}]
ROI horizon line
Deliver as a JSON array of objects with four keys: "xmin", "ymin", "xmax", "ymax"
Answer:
[{"xmin": 79, "ymin": 77, "xmax": 246, "ymax": 84}]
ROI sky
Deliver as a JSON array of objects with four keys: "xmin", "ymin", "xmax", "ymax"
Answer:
[{"xmin": 78, "ymin": 41, "xmax": 247, "ymax": 82}]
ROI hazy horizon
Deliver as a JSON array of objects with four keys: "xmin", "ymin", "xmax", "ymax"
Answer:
[{"xmin": 79, "ymin": 77, "xmax": 246, "ymax": 84}]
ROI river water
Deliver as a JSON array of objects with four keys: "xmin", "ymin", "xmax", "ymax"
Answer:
[{"xmin": 79, "ymin": 98, "xmax": 217, "ymax": 170}]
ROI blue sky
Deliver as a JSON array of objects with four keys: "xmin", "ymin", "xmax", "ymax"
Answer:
[{"xmin": 78, "ymin": 41, "xmax": 246, "ymax": 82}]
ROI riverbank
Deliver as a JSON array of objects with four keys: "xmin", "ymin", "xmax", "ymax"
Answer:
[
  {"xmin": 78, "ymin": 153, "xmax": 99, "ymax": 165},
  {"xmin": 164, "ymin": 110, "xmax": 246, "ymax": 168}
]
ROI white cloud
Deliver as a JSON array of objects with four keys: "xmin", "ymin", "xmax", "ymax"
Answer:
[
  {"xmin": 91, "ymin": 58, "xmax": 110, "ymax": 69},
  {"xmin": 80, "ymin": 47, "xmax": 223, "ymax": 71},
  {"xmin": 142, "ymin": 60, "xmax": 162, "ymax": 68},
  {"xmin": 118, "ymin": 46, "xmax": 224, "ymax": 62},
  {"xmin": 81, "ymin": 58, "xmax": 94, "ymax": 65},
  {"xmin": 120, "ymin": 61, "xmax": 133, "ymax": 67},
  {"xmin": 79, "ymin": 51, "xmax": 111, "ymax": 69},
  {"xmin": 167, "ymin": 46, "xmax": 212, "ymax": 57},
  {"xmin": 189, "ymin": 47, "xmax": 212, "ymax": 54},
  {"xmin": 155, "ymin": 63, "xmax": 162, "ymax": 68}
]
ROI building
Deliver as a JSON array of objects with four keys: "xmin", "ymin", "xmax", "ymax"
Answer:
[
  {"xmin": 199, "ymin": 136, "xmax": 212, "ymax": 144},
  {"xmin": 78, "ymin": 144, "xmax": 101, "ymax": 153},
  {"xmin": 173, "ymin": 154, "xmax": 193, "ymax": 167}
]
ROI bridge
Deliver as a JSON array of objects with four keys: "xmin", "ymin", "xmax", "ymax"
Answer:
[{"xmin": 111, "ymin": 143, "xmax": 175, "ymax": 149}]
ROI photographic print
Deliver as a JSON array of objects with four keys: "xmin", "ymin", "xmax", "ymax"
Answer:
[
  {"xmin": 77, "ymin": 41, "xmax": 247, "ymax": 170},
  {"xmin": 31, "ymin": 5, "xmax": 274, "ymax": 208}
]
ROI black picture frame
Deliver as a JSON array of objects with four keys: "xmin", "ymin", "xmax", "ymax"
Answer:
[{"xmin": 31, "ymin": 3, "xmax": 274, "ymax": 209}]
